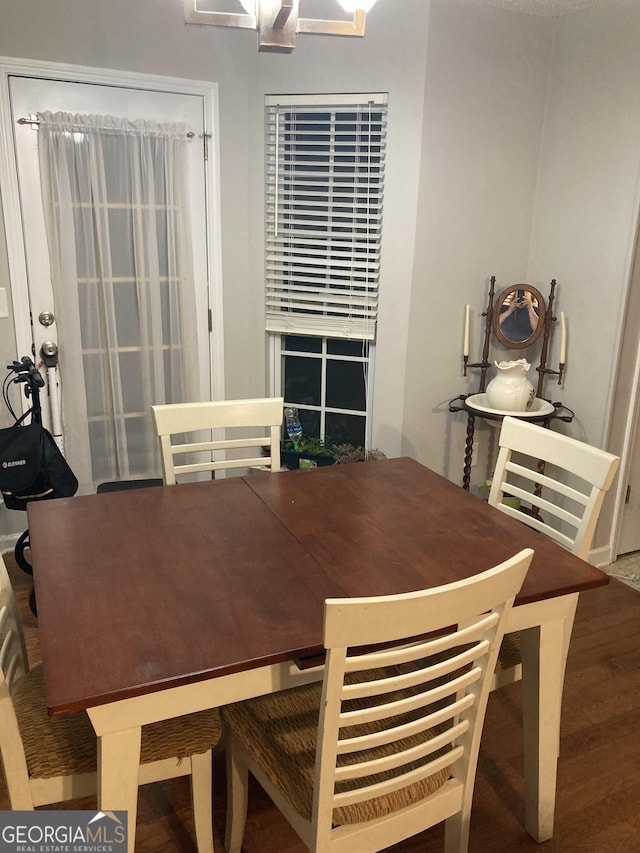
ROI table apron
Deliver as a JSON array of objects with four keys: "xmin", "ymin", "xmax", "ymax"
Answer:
[
  {"xmin": 508, "ymin": 593, "xmax": 579, "ymax": 633},
  {"xmin": 87, "ymin": 594, "xmax": 581, "ymax": 736},
  {"xmin": 87, "ymin": 659, "xmax": 324, "ymax": 735}
]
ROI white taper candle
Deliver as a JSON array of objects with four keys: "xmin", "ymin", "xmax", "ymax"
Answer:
[{"xmin": 463, "ymin": 304, "xmax": 470, "ymax": 357}]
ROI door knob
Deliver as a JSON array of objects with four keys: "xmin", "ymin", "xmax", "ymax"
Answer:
[{"xmin": 41, "ymin": 340, "xmax": 59, "ymax": 368}]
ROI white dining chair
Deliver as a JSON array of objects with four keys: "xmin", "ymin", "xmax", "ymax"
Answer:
[
  {"xmin": 0, "ymin": 554, "xmax": 220, "ymax": 852},
  {"xmin": 488, "ymin": 416, "xmax": 620, "ymax": 688},
  {"xmin": 151, "ymin": 397, "xmax": 283, "ymax": 483},
  {"xmin": 222, "ymin": 548, "xmax": 533, "ymax": 853}
]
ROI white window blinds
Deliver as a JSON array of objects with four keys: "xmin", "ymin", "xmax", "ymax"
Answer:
[{"xmin": 265, "ymin": 93, "xmax": 387, "ymax": 341}]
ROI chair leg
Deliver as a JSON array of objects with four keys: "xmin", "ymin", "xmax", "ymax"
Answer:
[
  {"xmin": 190, "ymin": 751, "xmax": 214, "ymax": 853},
  {"xmin": 443, "ymin": 811, "xmax": 470, "ymax": 853},
  {"xmin": 224, "ymin": 737, "xmax": 249, "ymax": 853},
  {"xmin": 5, "ymin": 774, "xmax": 35, "ymax": 811}
]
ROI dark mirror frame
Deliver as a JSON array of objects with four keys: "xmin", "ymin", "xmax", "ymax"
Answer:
[{"xmin": 493, "ymin": 283, "xmax": 546, "ymax": 349}]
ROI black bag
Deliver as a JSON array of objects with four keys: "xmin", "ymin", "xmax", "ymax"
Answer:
[{"xmin": 0, "ymin": 421, "xmax": 78, "ymax": 510}]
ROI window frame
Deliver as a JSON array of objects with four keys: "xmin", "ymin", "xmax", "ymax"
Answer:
[{"xmin": 269, "ymin": 334, "xmax": 375, "ymax": 448}]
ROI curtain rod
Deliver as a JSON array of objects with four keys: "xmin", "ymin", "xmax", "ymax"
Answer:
[{"xmin": 17, "ymin": 117, "xmax": 195, "ymax": 138}]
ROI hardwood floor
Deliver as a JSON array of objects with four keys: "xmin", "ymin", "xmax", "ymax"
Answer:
[{"xmin": 2, "ymin": 550, "xmax": 639, "ymax": 852}]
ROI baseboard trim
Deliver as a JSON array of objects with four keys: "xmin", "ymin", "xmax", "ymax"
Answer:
[{"xmin": 591, "ymin": 544, "xmax": 615, "ymax": 568}]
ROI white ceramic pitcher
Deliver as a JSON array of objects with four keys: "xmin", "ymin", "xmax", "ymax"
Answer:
[{"xmin": 486, "ymin": 358, "xmax": 535, "ymax": 412}]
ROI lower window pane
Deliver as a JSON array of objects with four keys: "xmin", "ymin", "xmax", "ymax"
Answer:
[
  {"xmin": 298, "ymin": 409, "xmax": 320, "ymax": 439},
  {"xmin": 325, "ymin": 412, "xmax": 366, "ymax": 446},
  {"xmin": 279, "ymin": 335, "xmax": 370, "ymax": 447}
]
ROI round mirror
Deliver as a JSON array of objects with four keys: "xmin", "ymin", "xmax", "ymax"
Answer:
[{"xmin": 493, "ymin": 284, "xmax": 546, "ymax": 348}]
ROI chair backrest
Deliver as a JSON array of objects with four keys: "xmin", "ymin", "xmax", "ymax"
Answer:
[
  {"xmin": 312, "ymin": 548, "xmax": 533, "ymax": 845},
  {"xmin": 151, "ymin": 397, "xmax": 283, "ymax": 484},
  {"xmin": 488, "ymin": 417, "xmax": 620, "ymax": 559}
]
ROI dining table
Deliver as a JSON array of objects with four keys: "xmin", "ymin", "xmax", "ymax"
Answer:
[{"xmin": 28, "ymin": 457, "xmax": 609, "ymax": 852}]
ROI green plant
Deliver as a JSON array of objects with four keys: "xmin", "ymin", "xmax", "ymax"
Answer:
[
  {"xmin": 479, "ymin": 473, "xmax": 521, "ymax": 510},
  {"xmin": 281, "ymin": 438, "xmax": 386, "ymax": 463},
  {"xmin": 282, "ymin": 435, "xmax": 336, "ymax": 457},
  {"xmin": 333, "ymin": 444, "xmax": 386, "ymax": 464}
]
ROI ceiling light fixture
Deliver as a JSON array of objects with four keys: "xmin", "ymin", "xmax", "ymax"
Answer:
[{"xmin": 184, "ymin": 0, "xmax": 377, "ymax": 53}]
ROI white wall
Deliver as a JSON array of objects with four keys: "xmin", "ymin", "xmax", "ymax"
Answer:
[
  {"xmin": 402, "ymin": 0, "xmax": 640, "ymax": 559},
  {"xmin": 527, "ymin": 0, "xmax": 640, "ymax": 550},
  {"xmin": 403, "ymin": 0, "xmax": 553, "ymax": 485},
  {"xmin": 528, "ymin": 0, "xmax": 640, "ymax": 447}
]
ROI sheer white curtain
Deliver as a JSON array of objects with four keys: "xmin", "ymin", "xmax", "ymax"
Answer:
[{"xmin": 37, "ymin": 111, "xmax": 198, "ymax": 492}]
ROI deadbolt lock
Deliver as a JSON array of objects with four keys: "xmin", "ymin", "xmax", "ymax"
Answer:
[{"xmin": 38, "ymin": 311, "xmax": 55, "ymax": 327}]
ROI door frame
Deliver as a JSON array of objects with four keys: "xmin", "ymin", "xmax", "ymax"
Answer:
[
  {"xmin": 607, "ymin": 201, "xmax": 640, "ymax": 562},
  {"xmin": 0, "ymin": 56, "xmax": 225, "ymax": 408}
]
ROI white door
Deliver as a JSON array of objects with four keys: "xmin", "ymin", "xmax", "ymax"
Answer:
[{"xmin": 8, "ymin": 73, "xmax": 216, "ymax": 493}]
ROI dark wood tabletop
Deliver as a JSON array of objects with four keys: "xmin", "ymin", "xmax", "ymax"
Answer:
[
  {"xmin": 246, "ymin": 457, "xmax": 609, "ymax": 606},
  {"xmin": 28, "ymin": 457, "xmax": 608, "ymax": 717},
  {"xmin": 28, "ymin": 476, "xmax": 344, "ymax": 715}
]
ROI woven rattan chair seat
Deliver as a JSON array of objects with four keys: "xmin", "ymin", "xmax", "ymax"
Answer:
[
  {"xmin": 222, "ymin": 677, "xmax": 451, "ymax": 827},
  {"xmin": 13, "ymin": 665, "xmax": 222, "ymax": 780},
  {"xmin": 494, "ymin": 631, "xmax": 521, "ymax": 672}
]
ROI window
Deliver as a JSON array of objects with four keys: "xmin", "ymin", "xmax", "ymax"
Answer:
[
  {"xmin": 274, "ymin": 334, "xmax": 372, "ymax": 447},
  {"xmin": 265, "ymin": 93, "xmax": 387, "ymax": 444}
]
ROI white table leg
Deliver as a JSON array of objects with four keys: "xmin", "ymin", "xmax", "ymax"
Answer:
[
  {"xmin": 96, "ymin": 727, "xmax": 142, "ymax": 853},
  {"xmin": 520, "ymin": 617, "xmax": 565, "ymax": 842}
]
